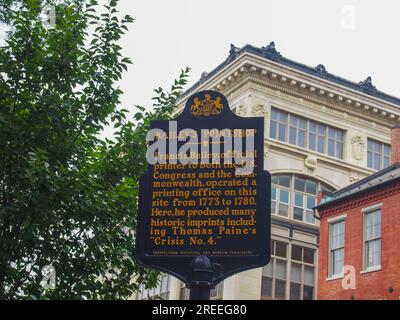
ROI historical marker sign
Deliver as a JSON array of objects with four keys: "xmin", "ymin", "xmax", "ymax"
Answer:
[{"xmin": 136, "ymin": 90, "xmax": 271, "ymax": 287}]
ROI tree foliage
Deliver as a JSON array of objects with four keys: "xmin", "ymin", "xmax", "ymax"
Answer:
[{"xmin": 0, "ymin": 0, "xmax": 189, "ymax": 299}]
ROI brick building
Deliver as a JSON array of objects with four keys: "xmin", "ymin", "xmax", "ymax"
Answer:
[{"xmin": 315, "ymin": 127, "xmax": 400, "ymax": 300}]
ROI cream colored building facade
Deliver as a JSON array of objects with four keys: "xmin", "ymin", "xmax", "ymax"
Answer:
[{"xmin": 135, "ymin": 42, "xmax": 400, "ymax": 300}]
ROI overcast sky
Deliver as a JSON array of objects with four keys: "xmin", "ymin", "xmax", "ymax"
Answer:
[
  {"xmin": 114, "ymin": 0, "xmax": 400, "ymax": 114},
  {"xmin": 5, "ymin": 1, "xmax": 400, "ymax": 136}
]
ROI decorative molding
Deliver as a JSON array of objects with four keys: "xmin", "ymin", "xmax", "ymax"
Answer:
[
  {"xmin": 359, "ymin": 76, "xmax": 377, "ymax": 95},
  {"xmin": 305, "ymin": 156, "xmax": 317, "ymax": 170},
  {"xmin": 319, "ymin": 181, "xmax": 400, "ymax": 218},
  {"xmin": 236, "ymin": 104, "xmax": 247, "ymax": 116},
  {"xmin": 260, "ymin": 42, "xmax": 282, "ymax": 62},
  {"xmin": 351, "ymin": 135, "xmax": 366, "ymax": 160},
  {"xmin": 349, "ymin": 176, "xmax": 360, "ymax": 184},
  {"xmin": 251, "ymin": 103, "xmax": 265, "ymax": 116},
  {"xmin": 315, "ymin": 64, "xmax": 327, "ymax": 78}
]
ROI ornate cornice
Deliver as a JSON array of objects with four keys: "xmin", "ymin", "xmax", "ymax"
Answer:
[{"xmin": 179, "ymin": 43, "xmax": 400, "ymax": 125}]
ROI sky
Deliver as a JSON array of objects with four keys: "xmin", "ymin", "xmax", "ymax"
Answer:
[
  {"xmin": 114, "ymin": 0, "xmax": 400, "ymax": 115},
  {"xmin": 3, "ymin": 1, "xmax": 400, "ymax": 136}
]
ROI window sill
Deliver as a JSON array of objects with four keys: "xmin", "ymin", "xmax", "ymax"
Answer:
[
  {"xmin": 326, "ymin": 273, "xmax": 344, "ymax": 282},
  {"xmin": 360, "ymin": 266, "xmax": 381, "ymax": 274}
]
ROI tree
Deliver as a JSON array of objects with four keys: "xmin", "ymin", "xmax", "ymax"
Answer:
[{"xmin": 0, "ymin": 0, "xmax": 189, "ymax": 299}]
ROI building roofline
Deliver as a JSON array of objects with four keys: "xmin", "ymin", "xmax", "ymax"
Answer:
[
  {"xmin": 182, "ymin": 42, "xmax": 400, "ymax": 106},
  {"xmin": 315, "ymin": 163, "xmax": 400, "ymax": 210}
]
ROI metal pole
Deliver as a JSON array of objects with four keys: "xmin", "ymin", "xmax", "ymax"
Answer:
[{"xmin": 187, "ymin": 255, "xmax": 214, "ymax": 301}]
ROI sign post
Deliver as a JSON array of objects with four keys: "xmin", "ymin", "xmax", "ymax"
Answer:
[{"xmin": 135, "ymin": 90, "xmax": 271, "ymax": 300}]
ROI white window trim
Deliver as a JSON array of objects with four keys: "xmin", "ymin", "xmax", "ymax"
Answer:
[
  {"xmin": 361, "ymin": 203, "xmax": 383, "ymax": 213},
  {"xmin": 326, "ymin": 273, "xmax": 344, "ymax": 282},
  {"xmin": 327, "ymin": 213, "xmax": 347, "ymax": 224},
  {"xmin": 362, "ymin": 208, "xmax": 382, "ymax": 272},
  {"xmin": 328, "ymin": 219, "xmax": 345, "ymax": 278},
  {"xmin": 360, "ymin": 265, "xmax": 381, "ymax": 274}
]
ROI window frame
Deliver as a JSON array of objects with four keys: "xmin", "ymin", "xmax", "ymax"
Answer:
[
  {"xmin": 269, "ymin": 107, "xmax": 345, "ymax": 159},
  {"xmin": 328, "ymin": 219, "xmax": 346, "ymax": 278},
  {"xmin": 367, "ymin": 138, "xmax": 391, "ymax": 170},
  {"xmin": 261, "ymin": 240, "xmax": 316, "ymax": 300},
  {"xmin": 261, "ymin": 240, "xmax": 288, "ymax": 300},
  {"xmin": 362, "ymin": 208, "xmax": 382, "ymax": 271},
  {"xmin": 290, "ymin": 245, "xmax": 316, "ymax": 300},
  {"xmin": 271, "ymin": 174, "xmax": 332, "ymax": 225}
]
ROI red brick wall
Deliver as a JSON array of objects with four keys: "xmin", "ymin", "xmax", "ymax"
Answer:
[
  {"xmin": 391, "ymin": 126, "xmax": 400, "ymax": 165},
  {"xmin": 318, "ymin": 192, "xmax": 400, "ymax": 300}
]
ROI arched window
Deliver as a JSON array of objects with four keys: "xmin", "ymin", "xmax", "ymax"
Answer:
[{"xmin": 271, "ymin": 174, "xmax": 334, "ymax": 225}]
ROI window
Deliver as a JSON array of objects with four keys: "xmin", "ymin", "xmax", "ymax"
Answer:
[
  {"xmin": 367, "ymin": 139, "xmax": 391, "ymax": 170},
  {"xmin": 262, "ymin": 241, "xmax": 316, "ymax": 300},
  {"xmin": 271, "ymin": 174, "xmax": 332, "ymax": 225},
  {"xmin": 269, "ymin": 107, "xmax": 345, "ymax": 159},
  {"xmin": 270, "ymin": 109, "xmax": 288, "ymax": 142},
  {"xmin": 289, "ymin": 115, "xmax": 306, "ymax": 147},
  {"xmin": 179, "ymin": 281, "xmax": 190, "ymax": 300},
  {"xmin": 139, "ymin": 274, "xmax": 170, "ymax": 300},
  {"xmin": 328, "ymin": 127, "xmax": 344, "ymax": 158},
  {"xmin": 159, "ymin": 275, "xmax": 170, "ymax": 300},
  {"xmin": 261, "ymin": 240, "xmax": 288, "ymax": 300},
  {"xmin": 364, "ymin": 209, "xmax": 381, "ymax": 270},
  {"xmin": 329, "ymin": 220, "xmax": 345, "ymax": 277},
  {"xmin": 210, "ymin": 282, "xmax": 224, "ymax": 300},
  {"xmin": 290, "ymin": 245, "xmax": 315, "ymax": 300}
]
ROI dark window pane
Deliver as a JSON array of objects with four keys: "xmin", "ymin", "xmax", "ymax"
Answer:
[
  {"xmin": 309, "ymin": 133, "xmax": 316, "ymax": 150},
  {"xmin": 299, "ymin": 119, "xmax": 306, "ymax": 130},
  {"xmin": 310, "ymin": 122, "xmax": 316, "ymax": 133},
  {"xmin": 384, "ymin": 144, "xmax": 391, "ymax": 157},
  {"xmin": 337, "ymin": 130, "xmax": 343, "ymax": 142},
  {"xmin": 271, "ymin": 109, "xmax": 278, "ymax": 120},
  {"xmin": 328, "ymin": 128, "xmax": 335, "ymax": 139},
  {"xmin": 337, "ymin": 142, "xmax": 343, "ymax": 159},
  {"xmin": 294, "ymin": 193, "xmax": 303, "ymax": 207},
  {"xmin": 294, "ymin": 177, "xmax": 305, "ymax": 192},
  {"xmin": 317, "ymin": 136, "xmax": 325, "ymax": 153},
  {"xmin": 306, "ymin": 196, "xmax": 316, "ymax": 210},
  {"xmin": 373, "ymin": 154, "xmax": 381, "ymax": 170},
  {"xmin": 367, "ymin": 151, "xmax": 373, "ymax": 168},
  {"xmin": 367, "ymin": 140, "xmax": 373, "ymax": 152},
  {"xmin": 261, "ymin": 277, "xmax": 273, "ymax": 297},
  {"xmin": 289, "ymin": 127, "xmax": 297, "ymax": 145},
  {"xmin": 275, "ymin": 280, "xmax": 286, "ymax": 300},
  {"xmin": 291, "ymin": 245, "xmax": 303, "ymax": 261},
  {"xmin": 328, "ymin": 139, "xmax": 335, "ymax": 156},
  {"xmin": 294, "ymin": 207, "xmax": 303, "ymax": 221},
  {"xmin": 278, "ymin": 124, "xmax": 286, "ymax": 141},
  {"xmin": 279, "ymin": 111, "xmax": 288, "ymax": 123},
  {"xmin": 303, "ymin": 286, "xmax": 314, "ymax": 300},
  {"xmin": 303, "ymin": 248, "xmax": 315, "ymax": 264},
  {"xmin": 271, "ymin": 186, "xmax": 277, "ymax": 200},
  {"xmin": 272, "ymin": 175, "xmax": 278, "ymax": 184},
  {"xmin": 373, "ymin": 141, "xmax": 381, "ymax": 153},
  {"xmin": 290, "ymin": 283, "xmax": 301, "ymax": 300},
  {"xmin": 279, "ymin": 204, "xmax": 289, "ymax": 217},
  {"xmin": 298, "ymin": 130, "xmax": 305, "ymax": 148},
  {"xmin": 305, "ymin": 180, "xmax": 317, "ymax": 194},
  {"xmin": 280, "ymin": 189, "xmax": 289, "ymax": 203},
  {"xmin": 275, "ymin": 242, "xmax": 287, "ymax": 258},
  {"xmin": 270, "ymin": 121, "xmax": 277, "ymax": 139},
  {"xmin": 279, "ymin": 175, "xmax": 291, "ymax": 187},
  {"xmin": 384, "ymin": 156, "xmax": 389, "ymax": 168}
]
